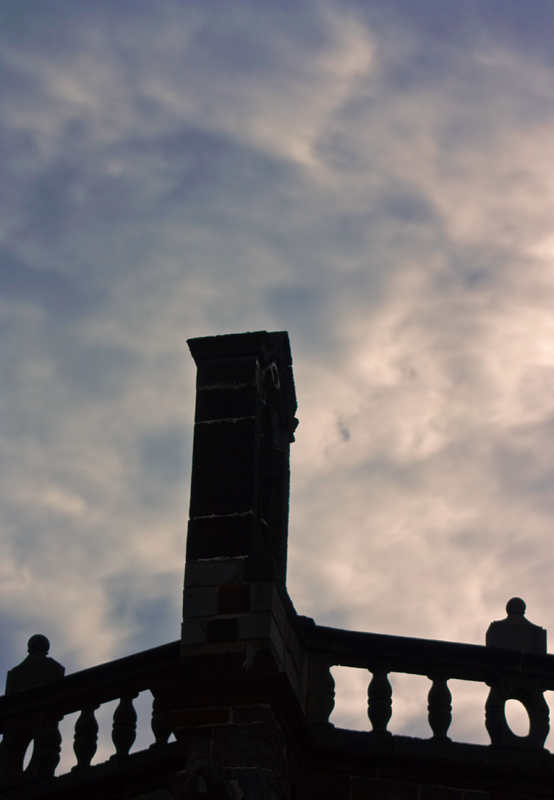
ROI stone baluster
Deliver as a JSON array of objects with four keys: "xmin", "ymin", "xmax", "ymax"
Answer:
[
  {"xmin": 112, "ymin": 695, "xmax": 137, "ymax": 757},
  {"xmin": 35, "ymin": 716, "xmax": 62, "ymax": 777},
  {"xmin": 306, "ymin": 654, "xmax": 335, "ymax": 725},
  {"xmin": 427, "ymin": 676, "xmax": 452, "ymax": 739},
  {"xmin": 151, "ymin": 697, "xmax": 172, "ymax": 746},
  {"xmin": 73, "ymin": 705, "xmax": 98, "ymax": 769},
  {"xmin": 367, "ymin": 670, "xmax": 392, "ymax": 734},
  {"xmin": 0, "ymin": 730, "xmax": 32, "ymax": 779},
  {"xmin": 484, "ymin": 684, "xmax": 503, "ymax": 744}
]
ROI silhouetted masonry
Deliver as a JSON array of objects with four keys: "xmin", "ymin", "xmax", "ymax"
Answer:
[{"xmin": 2, "ymin": 331, "xmax": 554, "ymax": 800}]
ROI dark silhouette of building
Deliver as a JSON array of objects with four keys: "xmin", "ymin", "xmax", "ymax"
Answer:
[{"xmin": 0, "ymin": 330, "xmax": 553, "ymax": 799}]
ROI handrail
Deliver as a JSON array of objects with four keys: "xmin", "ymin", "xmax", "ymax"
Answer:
[
  {"xmin": 303, "ymin": 623, "xmax": 554, "ymax": 685},
  {"xmin": 0, "ymin": 640, "xmax": 180, "ymax": 720}
]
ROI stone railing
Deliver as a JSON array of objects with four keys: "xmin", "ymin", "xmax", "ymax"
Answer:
[
  {"xmin": 302, "ymin": 598, "xmax": 554, "ymax": 758},
  {"xmin": 0, "ymin": 637, "xmax": 181, "ymax": 795},
  {"xmin": 2, "ymin": 597, "xmax": 554, "ymax": 798}
]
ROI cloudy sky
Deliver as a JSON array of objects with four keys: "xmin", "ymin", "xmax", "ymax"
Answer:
[{"xmin": 2, "ymin": 0, "xmax": 554, "ymax": 753}]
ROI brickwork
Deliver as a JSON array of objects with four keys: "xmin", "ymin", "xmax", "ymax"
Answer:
[{"xmin": 170, "ymin": 703, "xmax": 294, "ymax": 800}]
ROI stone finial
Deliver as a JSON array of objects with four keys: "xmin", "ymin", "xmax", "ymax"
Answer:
[
  {"xmin": 27, "ymin": 634, "xmax": 50, "ymax": 655},
  {"xmin": 5, "ymin": 635, "xmax": 65, "ymax": 694},
  {"xmin": 485, "ymin": 598, "xmax": 547, "ymax": 654}
]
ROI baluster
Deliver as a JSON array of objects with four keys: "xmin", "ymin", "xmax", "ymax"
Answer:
[
  {"xmin": 0, "ymin": 733, "xmax": 11, "ymax": 779},
  {"xmin": 484, "ymin": 685, "xmax": 503, "ymax": 745},
  {"xmin": 367, "ymin": 670, "xmax": 392, "ymax": 733},
  {"xmin": 0, "ymin": 729, "xmax": 34, "ymax": 778},
  {"xmin": 151, "ymin": 697, "xmax": 172, "ymax": 746},
  {"xmin": 112, "ymin": 695, "xmax": 137, "ymax": 757},
  {"xmin": 73, "ymin": 706, "xmax": 98, "ymax": 769},
  {"xmin": 306, "ymin": 654, "xmax": 335, "ymax": 725},
  {"xmin": 36, "ymin": 717, "xmax": 62, "ymax": 777},
  {"xmin": 427, "ymin": 677, "xmax": 452, "ymax": 739}
]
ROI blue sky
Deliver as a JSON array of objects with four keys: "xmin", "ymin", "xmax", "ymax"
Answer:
[{"xmin": 2, "ymin": 0, "xmax": 554, "ymax": 746}]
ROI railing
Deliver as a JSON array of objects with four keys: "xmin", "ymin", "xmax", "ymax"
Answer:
[
  {"xmin": 303, "ymin": 619, "xmax": 554, "ymax": 753},
  {"xmin": 3, "ymin": 597, "xmax": 554, "ymax": 798},
  {"xmin": 0, "ymin": 639, "xmax": 181, "ymax": 794}
]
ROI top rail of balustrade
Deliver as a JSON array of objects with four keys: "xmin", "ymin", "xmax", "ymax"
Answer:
[
  {"xmin": 0, "ymin": 640, "xmax": 181, "ymax": 725},
  {"xmin": 302, "ymin": 622, "xmax": 554, "ymax": 685}
]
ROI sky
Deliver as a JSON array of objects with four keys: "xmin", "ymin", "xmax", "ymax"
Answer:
[{"xmin": 2, "ymin": 0, "xmax": 554, "ymax": 756}]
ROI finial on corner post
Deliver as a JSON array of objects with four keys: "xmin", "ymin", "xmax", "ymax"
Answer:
[
  {"xmin": 5, "ymin": 635, "xmax": 65, "ymax": 694},
  {"xmin": 486, "ymin": 597, "xmax": 547, "ymax": 653}
]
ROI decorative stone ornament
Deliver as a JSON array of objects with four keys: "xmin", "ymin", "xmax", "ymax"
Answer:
[
  {"xmin": 486, "ymin": 597, "xmax": 546, "ymax": 654},
  {"xmin": 5, "ymin": 636, "xmax": 65, "ymax": 695},
  {"xmin": 485, "ymin": 599, "xmax": 549, "ymax": 749}
]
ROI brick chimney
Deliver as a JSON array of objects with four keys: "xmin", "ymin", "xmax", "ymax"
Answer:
[{"xmin": 181, "ymin": 331, "xmax": 299, "ymax": 675}]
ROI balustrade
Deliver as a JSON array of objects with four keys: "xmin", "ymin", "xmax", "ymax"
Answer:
[
  {"xmin": 0, "ymin": 639, "xmax": 181, "ymax": 790},
  {"xmin": 2, "ymin": 598, "xmax": 554, "ymax": 793},
  {"xmin": 304, "ymin": 598, "xmax": 554, "ymax": 756}
]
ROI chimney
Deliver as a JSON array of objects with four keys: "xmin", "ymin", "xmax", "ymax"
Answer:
[{"xmin": 181, "ymin": 331, "xmax": 298, "ymax": 655}]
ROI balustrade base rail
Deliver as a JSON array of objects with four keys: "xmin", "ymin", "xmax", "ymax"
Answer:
[
  {"xmin": 311, "ymin": 724, "xmax": 554, "ymax": 768},
  {"xmin": 306, "ymin": 726, "xmax": 554, "ymax": 798},
  {"xmin": 0, "ymin": 740, "xmax": 184, "ymax": 800}
]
